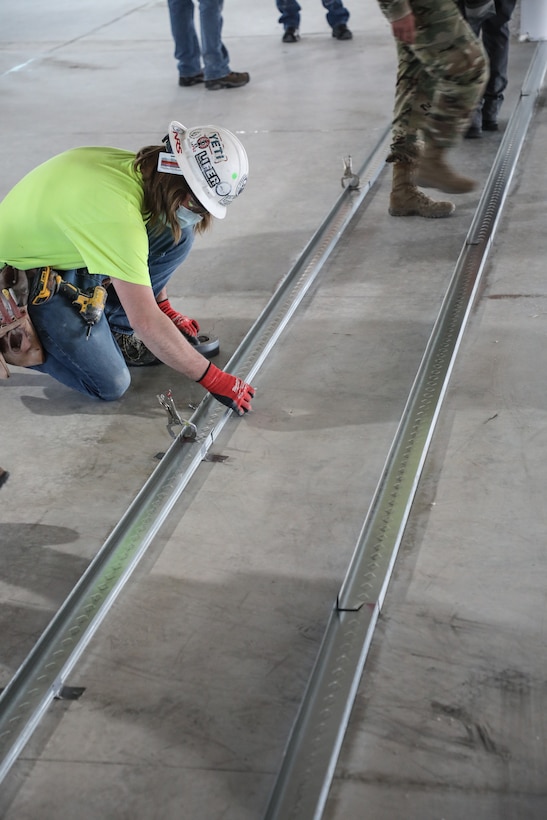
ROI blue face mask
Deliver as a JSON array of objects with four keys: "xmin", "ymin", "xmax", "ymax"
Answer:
[{"xmin": 175, "ymin": 205, "xmax": 203, "ymax": 230}]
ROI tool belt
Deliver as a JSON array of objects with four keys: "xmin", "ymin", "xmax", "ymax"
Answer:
[{"xmin": 0, "ymin": 266, "xmax": 44, "ymax": 379}]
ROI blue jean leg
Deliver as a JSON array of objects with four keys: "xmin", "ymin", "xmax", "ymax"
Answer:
[
  {"xmin": 277, "ymin": 0, "xmax": 301, "ymax": 29},
  {"xmin": 322, "ymin": 0, "xmax": 350, "ymax": 28},
  {"xmin": 276, "ymin": 0, "xmax": 349, "ymax": 30},
  {"xmin": 28, "ymin": 268, "xmax": 131, "ymax": 400},
  {"xmin": 168, "ymin": 0, "xmax": 202, "ymax": 76},
  {"xmin": 27, "ymin": 224, "xmax": 194, "ymax": 400},
  {"xmin": 167, "ymin": 0, "xmax": 229, "ymax": 81},
  {"xmin": 198, "ymin": 0, "xmax": 229, "ymax": 80},
  {"xmin": 105, "ymin": 223, "xmax": 195, "ymax": 334}
]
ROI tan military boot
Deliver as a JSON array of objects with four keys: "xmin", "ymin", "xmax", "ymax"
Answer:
[
  {"xmin": 389, "ymin": 162, "xmax": 455, "ymax": 218},
  {"xmin": 416, "ymin": 143, "xmax": 476, "ymax": 194}
]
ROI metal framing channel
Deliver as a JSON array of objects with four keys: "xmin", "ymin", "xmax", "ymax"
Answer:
[
  {"xmin": 0, "ymin": 129, "xmax": 391, "ymax": 784},
  {"xmin": 263, "ymin": 43, "xmax": 547, "ymax": 820}
]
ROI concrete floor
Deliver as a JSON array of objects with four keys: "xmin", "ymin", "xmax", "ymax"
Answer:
[{"xmin": 1, "ymin": 1, "xmax": 546, "ymax": 818}]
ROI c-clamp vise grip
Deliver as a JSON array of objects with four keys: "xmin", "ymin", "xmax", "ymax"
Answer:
[{"xmin": 157, "ymin": 389, "xmax": 197, "ymax": 441}]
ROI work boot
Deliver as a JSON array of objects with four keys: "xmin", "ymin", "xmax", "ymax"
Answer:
[
  {"xmin": 482, "ymin": 98, "xmax": 500, "ymax": 131},
  {"xmin": 388, "ymin": 162, "xmax": 455, "ymax": 218},
  {"xmin": 113, "ymin": 332, "xmax": 160, "ymax": 367},
  {"xmin": 178, "ymin": 72, "xmax": 204, "ymax": 87},
  {"xmin": 205, "ymin": 71, "xmax": 250, "ymax": 90},
  {"xmin": 332, "ymin": 23, "xmax": 352, "ymax": 40},
  {"xmin": 282, "ymin": 27, "xmax": 300, "ymax": 43},
  {"xmin": 416, "ymin": 143, "xmax": 476, "ymax": 194}
]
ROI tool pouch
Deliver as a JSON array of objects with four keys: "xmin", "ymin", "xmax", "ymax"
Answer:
[{"xmin": 0, "ymin": 266, "xmax": 45, "ymax": 378}]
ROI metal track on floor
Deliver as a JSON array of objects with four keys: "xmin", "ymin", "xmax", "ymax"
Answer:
[
  {"xmin": 263, "ymin": 42, "xmax": 547, "ymax": 820},
  {"xmin": 0, "ymin": 127, "xmax": 391, "ymax": 784}
]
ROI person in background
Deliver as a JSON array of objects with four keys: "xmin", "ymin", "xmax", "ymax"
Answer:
[
  {"xmin": 277, "ymin": 0, "xmax": 352, "ymax": 43},
  {"xmin": 457, "ymin": 0, "xmax": 517, "ymax": 138},
  {"xmin": 0, "ymin": 121, "xmax": 255, "ymax": 416},
  {"xmin": 167, "ymin": 0, "xmax": 249, "ymax": 89},
  {"xmin": 376, "ymin": 0, "xmax": 488, "ymax": 219}
]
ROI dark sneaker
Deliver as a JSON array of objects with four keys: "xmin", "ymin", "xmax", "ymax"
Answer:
[
  {"xmin": 482, "ymin": 99, "xmax": 500, "ymax": 131},
  {"xmin": 332, "ymin": 23, "xmax": 352, "ymax": 40},
  {"xmin": 179, "ymin": 72, "xmax": 204, "ymax": 87},
  {"xmin": 113, "ymin": 332, "xmax": 160, "ymax": 367},
  {"xmin": 205, "ymin": 71, "xmax": 250, "ymax": 90},
  {"xmin": 465, "ymin": 107, "xmax": 482, "ymax": 139},
  {"xmin": 282, "ymin": 27, "xmax": 300, "ymax": 43}
]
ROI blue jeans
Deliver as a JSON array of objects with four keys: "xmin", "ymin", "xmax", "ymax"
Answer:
[
  {"xmin": 167, "ymin": 0, "xmax": 229, "ymax": 81},
  {"xmin": 28, "ymin": 224, "xmax": 194, "ymax": 400},
  {"xmin": 276, "ymin": 0, "xmax": 349, "ymax": 30}
]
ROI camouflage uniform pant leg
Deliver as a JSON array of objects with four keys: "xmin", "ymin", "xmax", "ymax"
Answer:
[{"xmin": 389, "ymin": 0, "xmax": 488, "ymax": 161}]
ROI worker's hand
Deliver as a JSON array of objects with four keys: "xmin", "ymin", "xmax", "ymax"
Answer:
[
  {"xmin": 198, "ymin": 363, "xmax": 255, "ymax": 415},
  {"xmin": 158, "ymin": 299, "xmax": 200, "ymax": 338},
  {"xmin": 392, "ymin": 12, "xmax": 416, "ymax": 45}
]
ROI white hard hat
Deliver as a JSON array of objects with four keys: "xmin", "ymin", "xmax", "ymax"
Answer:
[{"xmin": 167, "ymin": 121, "xmax": 248, "ymax": 219}]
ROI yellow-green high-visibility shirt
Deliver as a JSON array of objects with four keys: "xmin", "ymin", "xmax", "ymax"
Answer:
[{"xmin": 0, "ymin": 147, "xmax": 151, "ymax": 286}]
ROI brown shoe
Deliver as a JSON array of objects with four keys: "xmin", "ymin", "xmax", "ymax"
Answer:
[
  {"xmin": 389, "ymin": 162, "xmax": 455, "ymax": 218},
  {"xmin": 179, "ymin": 72, "xmax": 204, "ymax": 87},
  {"xmin": 205, "ymin": 71, "xmax": 250, "ymax": 90},
  {"xmin": 416, "ymin": 144, "xmax": 476, "ymax": 194}
]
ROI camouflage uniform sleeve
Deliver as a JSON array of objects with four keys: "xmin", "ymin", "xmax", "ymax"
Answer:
[{"xmin": 377, "ymin": 0, "xmax": 413, "ymax": 22}]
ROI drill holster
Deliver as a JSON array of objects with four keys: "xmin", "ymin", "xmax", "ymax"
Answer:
[{"xmin": 0, "ymin": 266, "xmax": 45, "ymax": 378}]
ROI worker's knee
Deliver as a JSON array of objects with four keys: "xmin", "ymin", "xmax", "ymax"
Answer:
[{"xmin": 94, "ymin": 369, "xmax": 131, "ymax": 401}]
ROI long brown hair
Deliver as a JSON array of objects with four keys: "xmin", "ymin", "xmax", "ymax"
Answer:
[{"xmin": 134, "ymin": 145, "xmax": 212, "ymax": 242}]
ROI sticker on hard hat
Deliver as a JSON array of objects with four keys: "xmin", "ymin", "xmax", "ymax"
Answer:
[
  {"xmin": 171, "ymin": 128, "xmax": 185, "ymax": 156},
  {"xmin": 195, "ymin": 150, "xmax": 223, "ymax": 191},
  {"xmin": 235, "ymin": 177, "xmax": 248, "ymax": 197},
  {"xmin": 157, "ymin": 152, "xmax": 184, "ymax": 175},
  {"xmin": 191, "ymin": 131, "xmax": 227, "ymax": 163}
]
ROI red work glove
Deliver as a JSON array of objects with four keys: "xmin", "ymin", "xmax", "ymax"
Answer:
[
  {"xmin": 198, "ymin": 363, "xmax": 255, "ymax": 416},
  {"xmin": 158, "ymin": 299, "xmax": 200, "ymax": 338}
]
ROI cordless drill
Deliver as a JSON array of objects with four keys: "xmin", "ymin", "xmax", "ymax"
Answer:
[
  {"xmin": 32, "ymin": 267, "xmax": 107, "ymax": 338},
  {"xmin": 58, "ymin": 281, "xmax": 107, "ymax": 337}
]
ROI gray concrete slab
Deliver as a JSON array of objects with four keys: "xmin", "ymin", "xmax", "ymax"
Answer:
[
  {"xmin": 0, "ymin": 0, "xmax": 396, "ymax": 681},
  {"xmin": 326, "ymin": 79, "xmax": 547, "ymax": 820},
  {"xmin": 1, "ymin": 1, "xmax": 545, "ymax": 819}
]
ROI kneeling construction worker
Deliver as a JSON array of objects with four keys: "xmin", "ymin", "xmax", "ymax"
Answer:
[
  {"xmin": 377, "ymin": 0, "xmax": 488, "ymax": 218},
  {"xmin": 0, "ymin": 121, "xmax": 255, "ymax": 415}
]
